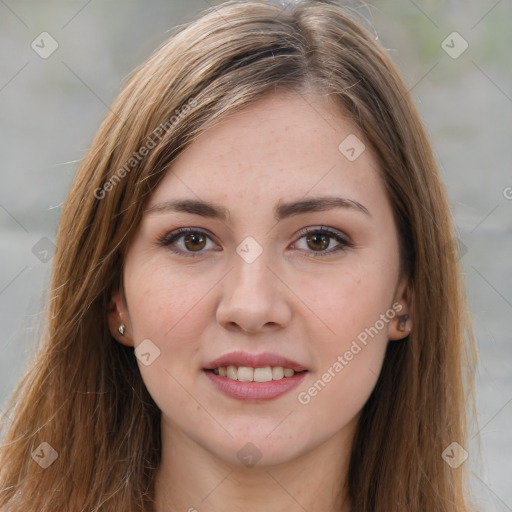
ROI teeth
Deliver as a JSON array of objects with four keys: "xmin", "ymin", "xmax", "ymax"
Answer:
[
  {"xmin": 226, "ymin": 365, "xmax": 238, "ymax": 380},
  {"xmin": 211, "ymin": 365, "xmax": 299, "ymax": 382},
  {"xmin": 237, "ymin": 366, "xmax": 253, "ymax": 382},
  {"xmin": 254, "ymin": 367, "xmax": 272, "ymax": 382},
  {"xmin": 272, "ymin": 366, "xmax": 284, "ymax": 380}
]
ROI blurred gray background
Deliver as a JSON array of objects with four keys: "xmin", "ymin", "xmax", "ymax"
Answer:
[{"xmin": 0, "ymin": 1, "xmax": 510, "ymax": 510}]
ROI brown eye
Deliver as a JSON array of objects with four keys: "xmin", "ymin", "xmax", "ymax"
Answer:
[
  {"xmin": 305, "ymin": 232, "xmax": 330, "ymax": 252},
  {"xmin": 183, "ymin": 232, "xmax": 207, "ymax": 251},
  {"xmin": 159, "ymin": 228, "xmax": 217, "ymax": 257},
  {"xmin": 293, "ymin": 227, "xmax": 352, "ymax": 257}
]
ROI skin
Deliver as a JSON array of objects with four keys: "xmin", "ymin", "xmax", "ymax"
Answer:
[{"xmin": 109, "ymin": 89, "xmax": 413, "ymax": 512}]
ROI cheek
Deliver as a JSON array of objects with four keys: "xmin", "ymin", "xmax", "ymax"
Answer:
[
  {"xmin": 292, "ymin": 257, "xmax": 395, "ymax": 408},
  {"xmin": 125, "ymin": 266, "xmax": 215, "ymax": 419},
  {"xmin": 293, "ymin": 257, "xmax": 397, "ymax": 346},
  {"xmin": 127, "ymin": 262, "xmax": 215, "ymax": 344},
  {"xmin": 296, "ymin": 350, "xmax": 383, "ymax": 444},
  {"xmin": 124, "ymin": 263, "xmax": 216, "ymax": 415},
  {"xmin": 295, "ymin": 273, "xmax": 392, "ymax": 427}
]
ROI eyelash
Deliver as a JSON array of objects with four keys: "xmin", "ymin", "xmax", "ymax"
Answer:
[{"xmin": 157, "ymin": 226, "xmax": 353, "ymax": 258}]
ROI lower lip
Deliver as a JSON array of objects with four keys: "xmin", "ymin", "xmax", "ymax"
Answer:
[{"xmin": 204, "ymin": 370, "xmax": 308, "ymax": 401}]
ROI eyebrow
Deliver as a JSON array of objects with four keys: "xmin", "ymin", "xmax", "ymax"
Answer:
[{"xmin": 145, "ymin": 196, "xmax": 371, "ymax": 221}]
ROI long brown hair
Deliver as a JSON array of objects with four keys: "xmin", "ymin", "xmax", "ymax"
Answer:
[{"xmin": 0, "ymin": 1, "xmax": 476, "ymax": 510}]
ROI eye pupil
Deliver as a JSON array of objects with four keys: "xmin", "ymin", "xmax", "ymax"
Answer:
[
  {"xmin": 164, "ymin": 228, "xmax": 345, "ymax": 257},
  {"xmin": 184, "ymin": 233, "xmax": 206, "ymax": 251},
  {"xmin": 307, "ymin": 233, "xmax": 329, "ymax": 251}
]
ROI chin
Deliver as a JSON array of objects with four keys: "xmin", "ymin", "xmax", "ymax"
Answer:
[{"xmin": 206, "ymin": 431, "xmax": 308, "ymax": 469}]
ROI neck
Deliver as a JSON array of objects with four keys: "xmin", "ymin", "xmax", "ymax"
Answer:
[{"xmin": 153, "ymin": 419, "xmax": 354, "ymax": 512}]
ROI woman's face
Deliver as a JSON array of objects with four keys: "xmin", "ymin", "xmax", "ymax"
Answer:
[{"xmin": 111, "ymin": 90, "xmax": 411, "ymax": 467}]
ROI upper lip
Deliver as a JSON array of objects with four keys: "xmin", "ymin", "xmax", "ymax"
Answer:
[{"xmin": 204, "ymin": 351, "xmax": 308, "ymax": 372}]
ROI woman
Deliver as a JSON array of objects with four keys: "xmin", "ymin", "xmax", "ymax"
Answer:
[{"xmin": 0, "ymin": 1, "xmax": 476, "ymax": 510}]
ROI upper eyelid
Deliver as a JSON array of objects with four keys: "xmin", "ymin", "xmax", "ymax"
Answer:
[
  {"xmin": 161, "ymin": 226, "xmax": 350, "ymax": 250},
  {"xmin": 160, "ymin": 227, "xmax": 218, "ymax": 244},
  {"xmin": 294, "ymin": 225, "xmax": 349, "ymax": 241}
]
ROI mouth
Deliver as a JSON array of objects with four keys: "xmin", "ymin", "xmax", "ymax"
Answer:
[
  {"xmin": 204, "ymin": 366, "xmax": 307, "ymax": 382},
  {"xmin": 202, "ymin": 351, "xmax": 309, "ymax": 401}
]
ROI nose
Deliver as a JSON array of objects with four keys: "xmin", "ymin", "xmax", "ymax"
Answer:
[{"xmin": 216, "ymin": 247, "xmax": 292, "ymax": 334}]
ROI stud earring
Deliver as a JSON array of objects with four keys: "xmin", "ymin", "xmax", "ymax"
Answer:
[
  {"xmin": 397, "ymin": 314, "xmax": 409, "ymax": 332},
  {"xmin": 118, "ymin": 324, "xmax": 126, "ymax": 335}
]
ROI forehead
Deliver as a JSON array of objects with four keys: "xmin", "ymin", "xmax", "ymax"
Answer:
[{"xmin": 148, "ymin": 90, "xmax": 384, "ymax": 214}]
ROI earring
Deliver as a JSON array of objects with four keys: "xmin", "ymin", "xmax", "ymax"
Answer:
[
  {"xmin": 118, "ymin": 324, "xmax": 126, "ymax": 335},
  {"xmin": 397, "ymin": 314, "xmax": 409, "ymax": 332}
]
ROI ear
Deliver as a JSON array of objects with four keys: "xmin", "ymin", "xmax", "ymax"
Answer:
[
  {"xmin": 108, "ymin": 290, "xmax": 134, "ymax": 347},
  {"xmin": 388, "ymin": 276, "xmax": 414, "ymax": 341}
]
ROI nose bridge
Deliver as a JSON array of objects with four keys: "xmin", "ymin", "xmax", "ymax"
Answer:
[
  {"xmin": 230, "ymin": 237, "xmax": 276, "ymax": 300},
  {"xmin": 216, "ymin": 236, "xmax": 290, "ymax": 331}
]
